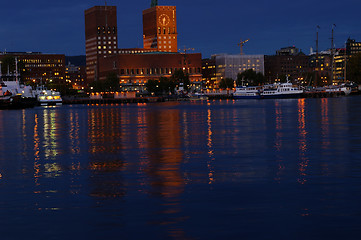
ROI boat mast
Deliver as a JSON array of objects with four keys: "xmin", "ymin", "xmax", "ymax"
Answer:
[
  {"xmin": 331, "ymin": 24, "xmax": 335, "ymax": 85},
  {"xmin": 15, "ymin": 57, "xmax": 19, "ymax": 83},
  {"xmin": 344, "ymin": 42, "xmax": 347, "ymax": 82},
  {"xmin": 315, "ymin": 25, "xmax": 320, "ymax": 86}
]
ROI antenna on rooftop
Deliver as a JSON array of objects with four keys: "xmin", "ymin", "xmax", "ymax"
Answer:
[
  {"xmin": 105, "ymin": 1, "xmax": 108, "ymax": 27},
  {"xmin": 151, "ymin": 0, "xmax": 158, "ymax": 7}
]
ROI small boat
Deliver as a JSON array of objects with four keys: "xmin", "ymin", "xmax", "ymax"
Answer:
[
  {"xmin": 261, "ymin": 82, "xmax": 303, "ymax": 99},
  {"xmin": 233, "ymin": 86, "xmax": 262, "ymax": 99},
  {"xmin": 34, "ymin": 86, "xmax": 62, "ymax": 106},
  {"xmin": 188, "ymin": 92, "xmax": 209, "ymax": 101}
]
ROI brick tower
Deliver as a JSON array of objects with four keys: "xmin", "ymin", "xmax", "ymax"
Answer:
[
  {"xmin": 85, "ymin": 5, "xmax": 118, "ymax": 82},
  {"xmin": 143, "ymin": 2, "xmax": 178, "ymax": 52}
]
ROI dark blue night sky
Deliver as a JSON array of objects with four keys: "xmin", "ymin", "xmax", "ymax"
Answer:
[{"xmin": 1, "ymin": 0, "xmax": 360, "ymax": 58}]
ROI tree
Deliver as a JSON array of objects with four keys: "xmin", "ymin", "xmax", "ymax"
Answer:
[
  {"xmin": 145, "ymin": 77, "xmax": 176, "ymax": 95},
  {"xmin": 88, "ymin": 72, "xmax": 119, "ymax": 92},
  {"xmin": 170, "ymin": 69, "xmax": 190, "ymax": 91},
  {"xmin": 219, "ymin": 78, "xmax": 234, "ymax": 89},
  {"xmin": 145, "ymin": 79, "xmax": 161, "ymax": 95},
  {"xmin": 236, "ymin": 69, "xmax": 265, "ymax": 86},
  {"xmin": 104, "ymin": 72, "xmax": 120, "ymax": 91},
  {"xmin": 347, "ymin": 53, "xmax": 361, "ymax": 84}
]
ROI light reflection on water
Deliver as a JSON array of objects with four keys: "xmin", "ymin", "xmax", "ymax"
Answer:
[{"xmin": 0, "ymin": 98, "xmax": 361, "ymax": 239}]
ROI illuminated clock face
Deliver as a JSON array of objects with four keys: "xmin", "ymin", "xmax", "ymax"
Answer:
[{"xmin": 158, "ymin": 14, "xmax": 170, "ymax": 26}]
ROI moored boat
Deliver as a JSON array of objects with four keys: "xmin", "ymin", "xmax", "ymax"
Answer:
[
  {"xmin": 34, "ymin": 86, "xmax": 62, "ymax": 106},
  {"xmin": 261, "ymin": 82, "xmax": 303, "ymax": 99},
  {"xmin": 0, "ymin": 58, "xmax": 37, "ymax": 109},
  {"xmin": 188, "ymin": 92, "xmax": 209, "ymax": 101},
  {"xmin": 233, "ymin": 86, "xmax": 262, "ymax": 99},
  {"xmin": 324, "ymin": 85, "xmax": 351, "ymax": 96}
]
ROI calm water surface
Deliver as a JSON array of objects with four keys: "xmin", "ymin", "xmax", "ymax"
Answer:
[{"xmin": 1, "ymin": 97, "xmax": 361, "ymax": 239}]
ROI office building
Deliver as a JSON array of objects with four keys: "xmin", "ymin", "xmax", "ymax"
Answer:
[
  {"xmin": 346, "ymin": 38, "xmax": 361, "ymax": 56},
  {"xmin": 214, "ymin": 54, "xmax": 264, "ymax": 83},
  {"xmin": 84, "ymin": 6, "xmax": 118, "ymax": 82},
  {"xmin": 0, "ymin": 52, "xmax": 65, "ymax": 84}
]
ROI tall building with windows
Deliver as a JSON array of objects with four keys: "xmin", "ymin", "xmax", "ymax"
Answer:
[
  {"xmin": 143, "ymin": 4, "xmax": 178, "ymax": 52},
  {"xmin": 85, "ymin": 6, "xmax": 118, "ymax": 82},
  {"xmin": 84, "ymin": 2, "xmax": 201, "ymax": 92},
  {"xmin": 346, "ymin": 38, "xmax": 361, "ymax": 56},
  {"xmin": 214, "ymin": 54, "xmax": 265, "ymax": 83}
]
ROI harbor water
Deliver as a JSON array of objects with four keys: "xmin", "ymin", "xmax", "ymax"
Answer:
[{"xmin": 1, "ymin": 97, "xmax": 361, "ymax": 239}]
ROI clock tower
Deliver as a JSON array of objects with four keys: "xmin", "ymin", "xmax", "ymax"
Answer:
[{"xmin": 143, "ymin": 3, "xmax": 178, "ymax": 52}]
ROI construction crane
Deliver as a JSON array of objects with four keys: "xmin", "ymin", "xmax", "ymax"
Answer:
[
  {"xmin": 179, "ymin": 46, "xmax": 195, "ymax": 54},
  {"xmin": 238, "ymin": 39, "xmax": 249, "ymax": 55}
]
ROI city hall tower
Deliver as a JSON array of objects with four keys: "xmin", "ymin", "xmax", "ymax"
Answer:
[{"xmin": 143, "ymin": 1, "xmax": 178, "ymax": 52}]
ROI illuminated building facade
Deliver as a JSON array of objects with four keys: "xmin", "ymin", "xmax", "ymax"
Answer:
[
  {"xmin": 346, "ymin": 38, "xmax": 361, "ymax": 56},
  {"xmin": 84, "ymin": 2, "xmax": 201, "ymax": 92},
  {"xmin": 98, "ymin": 52, "xmax": 202, "ymax": 91},
  {"xmin": 0, "ymin": 52, "xmax": 65, "ymax": 84},
  {"xmin": 202, "ymin": 58, "xmax": 217, "ymax": 89},
  {"xmin": 309, "ymin": 52, "xmax": 333, "ymax": 85},
  {"xmin": 332, "ymin": 48, "xmax": 347, "ymax": 84},
  {"xmin": 214, "ymin": 54, "xmax": 265, "ymax": 83},
  {"xmin": 85, "ymin": 6, "xmax": 118, "ymax": 82},
  {"xmin": 65, "ymin": 63, "xmax": 87, "ymax": 89},
  {"xmin": 264, "ymin": 55, "xmax": 310, "ymax": 83},
  {"xmin": 143, "ymin": 5, "xmax": 178, "ymax": 52}
]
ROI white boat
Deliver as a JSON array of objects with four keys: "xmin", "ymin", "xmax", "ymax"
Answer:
[
  {"xmin": 0, "ymin": 58, "xmax": 37, "ymax": 109},
  {"xmin": 261, "ymin": 82, "xmax": 303, "ymax": 99},
  {"xmin": 188, "ymin": 92, "xmax": 209, "ymax": 101},
  {"xmin": 34, "ymin": 86, "xmax": 62, "ymax": 106},
  {"xmin": 233, "ymin": 86, "xmax": 262, "ymax": 99},
  {"xmin": 325, "ymin": 85, "xmax": 351, "ymax": 96}
]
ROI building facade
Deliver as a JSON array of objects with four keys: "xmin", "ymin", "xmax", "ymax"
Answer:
[
  {"xmin": 84, "ymin": 2, "xmax": 201, "ymax": 93},
  {"xmin": 98, "ymin": 52, "xmax": 202, "ymax": 91},
  {"xmin": 65, "ymin": 63, "xmax": 87, "ymax": 89},
  {"xmin": 143, "ymin": 5, "xmax": 178, "ymax": 52},
  {"xmin": 264, "ymin": 55, "xmax": 310, "ymax": 83},
  {"xmin": 202, "ymin": 58, "xmax": 217, "ymax": 89},
  {"xmin": 214, "ymin": 54, "xmax": 265, "ymax": 83},
  {"xmin": 346, "ymin": 38, "xmax": 361, "ymax": 56},
  {"xmin": 0, "ymin": 52, "xmax": 65, "ymax": 85},
  {"xmin": 276, "ymin": 46, "xmax": 300, "ymax": 56},
  {"xmin": 85, "ymin": 6, "xmax": 118, "ymax": 82}
]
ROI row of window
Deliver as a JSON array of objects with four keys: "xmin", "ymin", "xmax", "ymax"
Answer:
[
  {"xmin": 98, "ymin": 36, "xmax": 116, "ymax": 40},
  {"xmin": 25, "ymin": 64, "xmax": 64, "ymax": 68},
  {"xmin": 98, "ymin": 46, "xmax": 117, "ymax": 50},
  {"xmin": 120, "ymin": 67, "xmax": 201, "ymax": 75},
  {"xmin": 98, "ymin": 41, "xmax": 117, "ymax": 45},
  {"xmin": 158, "ymin": 27, "xmax": 176, "ymax": 35},
  {"xmin": 159, "ymin": 36, "xmax": 176, "ymax": 40},
  {"xmin": 97, "ymin": 26, "xmax": 116, "ymax": 35},
  {"xmin": 22, "ymin": 59, "xmax": 63, "ymax": 63}
]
